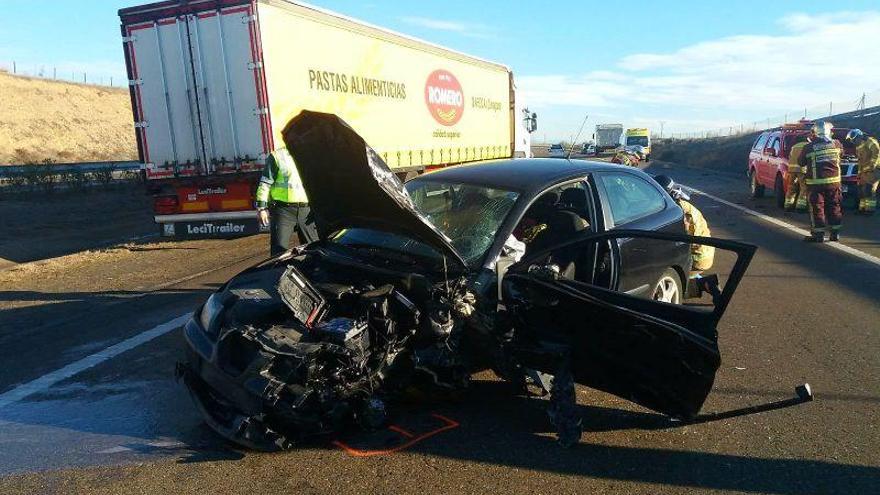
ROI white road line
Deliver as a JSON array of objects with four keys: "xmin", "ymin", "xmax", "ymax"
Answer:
[
  {"xmin": 0, "ymin": 313, "xmax": 191, "ymax": 410},
  {"xmin": 683, "ymin": 185, "xmax": 880, "ymax": 268}
]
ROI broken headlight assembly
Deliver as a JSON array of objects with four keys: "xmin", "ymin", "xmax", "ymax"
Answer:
[{"xmin": 199, "ymin": 292, "xmax": 226, "ymax": 335}]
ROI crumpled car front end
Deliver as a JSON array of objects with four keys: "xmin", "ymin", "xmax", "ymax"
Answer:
[{"xmin": 179, "ymin": 252, "xmax": 475, "ymax": 450}]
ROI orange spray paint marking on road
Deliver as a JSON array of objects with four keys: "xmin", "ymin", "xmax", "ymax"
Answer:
[{"xmin": 332, "ymin": 413, "xmax": 460, "ymax": 457}]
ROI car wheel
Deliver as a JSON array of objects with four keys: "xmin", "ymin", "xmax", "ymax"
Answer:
[
  {"xmin": 749, "ymin": 169, "xmax": 765, "ymax": 198},
  {"xmin": 774, "ymin": 174, "xmax": 785, "ymax": 209},
  {"xmin": 652, "ymin": 269, "xmax": 682, "ymax": 305}
]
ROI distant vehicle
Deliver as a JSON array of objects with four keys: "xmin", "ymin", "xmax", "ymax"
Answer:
[
  {"xmin": 180, "ymin": 112, "xmax": 757, "ymax": 449},
  {"xmin": 595, "ymin": 124, "xmax": 624, "ymax": 152},
  {"xmin": 747, "ymin": 120, "xmax": 859, "ymax": 209},
  {"xmin": 625, "ymin": 128, "xmax": 651, "ymax": 160},
  {"xmin": 548, "ymin": 143, "xmax": 566, "ymax": 158},
  {"xmin": 625, "ymin": 145, "xmax": 647, "ymax": 160},
  {"xmin": 582, "ymin": 143, "xmax": 596, "ymax": 155},
  {"xmin": 118, "ymin": 0, "xmax": 537, "ymax": 238}
]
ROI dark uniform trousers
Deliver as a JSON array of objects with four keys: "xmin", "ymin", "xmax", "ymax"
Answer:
[
  {"xmin": 807, "ymin": 185, "xmax": 843, "ymax": 234},
  {"xmin": 269, "ymin": 202, "xmax": 318, "ymax": 256}
]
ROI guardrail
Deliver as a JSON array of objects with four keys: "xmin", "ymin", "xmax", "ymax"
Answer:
[{"xmin": 0, "ymin": 160, "xmax": 142, "ymax": 178}]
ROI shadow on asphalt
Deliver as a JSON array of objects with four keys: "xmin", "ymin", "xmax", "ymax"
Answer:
[{"xmin": 388, "ymin": 378, "xmax": 879, "ymax": 495}]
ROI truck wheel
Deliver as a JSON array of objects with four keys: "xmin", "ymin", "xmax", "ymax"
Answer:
[
  {"xmin": 774, "ymin": 174, "xmax": 786, "ymax": 209},
  {"xmin": 749, "ymin": 170, "xmax": 765, "ymax": 198}
]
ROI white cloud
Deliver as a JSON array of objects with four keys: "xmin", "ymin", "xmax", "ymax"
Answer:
[
  {"xmin": 400, "ymin": 16, "xmax": 496, "ymax": 39},
  {"xmin": 519, "ymin": 10, "xmax": 880, "ymax": 135}
]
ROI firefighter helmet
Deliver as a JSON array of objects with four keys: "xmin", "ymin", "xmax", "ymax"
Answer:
[{"xmin": 845, "ymin": 129, "xmax": 865, "ymax": 142}]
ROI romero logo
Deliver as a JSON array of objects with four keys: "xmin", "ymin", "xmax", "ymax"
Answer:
[{"xmin": 425, "ymin": 69, "xmax": 464, "ymax": 126}]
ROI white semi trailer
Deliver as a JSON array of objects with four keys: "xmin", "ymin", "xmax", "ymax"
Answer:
[
  {"xmin": 594, "ymin": 124, "xmax": 624, "ymax": 152},
  {"xmin": 119, "ymin": 0, "xmax": 536, "ymax": 238}
]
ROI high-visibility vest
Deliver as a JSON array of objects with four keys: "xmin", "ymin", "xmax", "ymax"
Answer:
[
  {"xmin": 800, "ymin": 138, "xmax": 842, "ymax": 186},
  {"xmin": 856, "ymin": 137, "xmax": 880, "ymax": 174},
  {"xmin": 255, "ymin": 148, "xmax": 308, "ymax": 207}
]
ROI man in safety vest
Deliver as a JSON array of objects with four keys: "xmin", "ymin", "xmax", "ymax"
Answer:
[
  {"xmin": 798, "ymin": 121, "xmax": 844, "ymax": 242},
  {"xmin": 784, "ymin": 129, "xmax": 814, "ymax": 212},
  {"xmin": 654, "ymin": 175, "xmax": 715, "ymax": 274},
  {"xmin": 845, "ymin": 129, "xmax": 879, "ymax": 215},
  {"xmin": 256, "ymin": 147, "xmax": 317, "ymax": 255}
]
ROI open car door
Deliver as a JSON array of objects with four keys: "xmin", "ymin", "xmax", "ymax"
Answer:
[{"xmin": 502, "ymin": 230, "xmax": 756, "ymax": 419}]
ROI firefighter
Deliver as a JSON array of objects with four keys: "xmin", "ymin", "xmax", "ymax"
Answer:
[
  {"xmin": 255, "ymin": 146, "xmax": 317, "ymax": 256},
  {"xmin": 845, "ymin": 129, "xmax": 879, "ymax": 215},
  {"xmin": 654, "ymin": 175, "xmax": 715, "ymax": 274},
  {"xmin": 798, "ymin": 121, "xmax": 844, "ymax": 242},
  {"xmin": 784, "ymin": 129, "xmax": 815, "ymax": 212},
  {"xmin": 612, "ymin": 149, "xmax": 637, "ymax": 167}
]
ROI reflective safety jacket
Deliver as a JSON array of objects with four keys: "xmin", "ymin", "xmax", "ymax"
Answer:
[
  {"xmin": 799, "ymin": 138, "xmax": 843, "ymax": 186},
  {"xmin": 255, "ymin": 148, "xmax": 308, "ymax": 207},
  {"xmin": 856, "ymin": 136, "xmax": 880, "ymax": 174},
  {"xmin": 612, "ymin": 152, "xmax": 635, "ymax": 167},
  {"xmin": 788, "ymin": 141, "xmax": 808, "ymax": 174},
  {"xmin": 679, "ymin": 199, "xmax": 715, "ymax": 271}
]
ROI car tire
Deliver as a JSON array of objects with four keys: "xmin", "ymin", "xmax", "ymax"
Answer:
[
  {"xmin": 651, "ymin": 269, "xmax": 682, "ymax": 305},
  {"xmin": 774, "ymin": 174, "xmax": 786, "ymax": 209},
  {"xmin": 749, "ymin": 169, "xmax": 765, "ymax": 198}
]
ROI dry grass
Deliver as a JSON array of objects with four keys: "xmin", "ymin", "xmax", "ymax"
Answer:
[{"xmin": 0, "ymin": 70, "xmax": 137, "ymax": 164}]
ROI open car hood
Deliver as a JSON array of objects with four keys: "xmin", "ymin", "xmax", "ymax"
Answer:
[{"xmin": 281, "ymin": 111, "xmax": 465, "ymax": 267}]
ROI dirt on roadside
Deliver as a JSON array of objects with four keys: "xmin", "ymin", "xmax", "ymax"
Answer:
[
  {"xmin": 0, "ymin": 70, "xmax": 137, "ymax": 164},
  {"xmin": 0, "ymin": 185, "xmax": 156, "ymax": 269}
]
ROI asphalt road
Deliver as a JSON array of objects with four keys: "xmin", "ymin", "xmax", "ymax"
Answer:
[{"xmin": 0, "ymin": 159, "xmax": 878, "ymax": 494}]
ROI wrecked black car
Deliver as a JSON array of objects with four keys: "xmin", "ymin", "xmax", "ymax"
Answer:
[{"xmin": 178, "ymin": 111, "xmax": 757, "ymax": 450}]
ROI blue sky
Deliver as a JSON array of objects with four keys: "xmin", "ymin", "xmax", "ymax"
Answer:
[{"xmin": 1, "ymin": 0, "xmax": 879, "ymax": 140}]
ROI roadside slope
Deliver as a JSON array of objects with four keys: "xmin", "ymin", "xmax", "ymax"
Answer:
[
  {"xmin": 0, "ymin": 71, "xmax": 137, "ymax": 164},
  {"xmin": 654, "ymin": 111, "xmax": 880, "ymax": 174}
]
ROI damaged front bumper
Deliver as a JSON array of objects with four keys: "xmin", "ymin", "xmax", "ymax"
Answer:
[{"xmin": 179, "ymin": 317, "xmax": 294, "ymax": 451}]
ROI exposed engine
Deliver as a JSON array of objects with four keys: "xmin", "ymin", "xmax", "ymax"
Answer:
[{"xmin": 181, "ymin": 251, "xmax": 474, "ymax": 449}]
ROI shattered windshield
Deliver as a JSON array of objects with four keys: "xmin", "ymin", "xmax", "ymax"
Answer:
[{"xmin": 330, "ymin": 179, "xmax": 519, "ymax": 265}]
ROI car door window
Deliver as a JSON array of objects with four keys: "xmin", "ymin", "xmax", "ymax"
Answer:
[
  {"xmin": 598, "ymin": 173, "xmax": 666, "ymax": 227},
  {"xmin": 753, "ymin": 133, "xmax": 769, "ymax": 151},
  {"xmin": 513, "ymin": 181, "xmax": 594, "ymax": 279},
  {"xmin": 767, "ymin": 136, "xmax": 781, "ymax": 156}
]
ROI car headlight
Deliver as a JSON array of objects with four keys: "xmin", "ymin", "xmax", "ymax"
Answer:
[{"xmin": 199, "ymin": 292, "xmax": 226, "ymax": 334}]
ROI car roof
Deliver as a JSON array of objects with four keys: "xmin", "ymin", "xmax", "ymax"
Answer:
[{"xmin": 416, "ymin": 158, "xmax": 625, "ymax": 194}]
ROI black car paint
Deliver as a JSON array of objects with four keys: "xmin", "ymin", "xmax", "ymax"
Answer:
[
  {"xmin": 504, "ymin": 230, "xmax": 756, "ymax": 418},
  {"xmin": 179, "ymin": 112, "xmax": 753, "ymax": 449}
]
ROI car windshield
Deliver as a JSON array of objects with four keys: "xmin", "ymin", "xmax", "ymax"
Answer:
[
  {"xmin": 551, "ymin": 144, "xmax": 563, "ymax": 150},
  {"xmin": 330, "ymin": 179, "xmax": 519, "ymax": 266},
  {"xmin": 626, "ymin": 136, "xmax": 649, "ymax": 146}
]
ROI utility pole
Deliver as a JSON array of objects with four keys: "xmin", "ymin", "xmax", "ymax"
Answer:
[
  {"xmin": 12, "ymin": 61, "xmax": 16, "ymax": 74},
  {"xmin": 857, "ymin": 93, "xmax": 866, "ymax": 111},
  {"xmin": 829, "ymin": 102, "xmax": 833, "ymax": 115},
  {"xmin": 659, "ymin": 121, "xmax": 666, "ymax": 139}
]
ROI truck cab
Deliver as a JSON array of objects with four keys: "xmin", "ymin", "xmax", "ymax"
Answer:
[{"xmin": 625, "ymin": 128, "xmax": 651, "ymax": 160}]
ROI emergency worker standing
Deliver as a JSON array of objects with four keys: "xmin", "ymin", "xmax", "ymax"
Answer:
[
  {"xmin": 654, "ymin": 176, "xmax": 715, "ymax": 274},
  {"xmin": 798, "ymin": 122, "xmax": 844, "ymax": 242},
  {"xmin": 255, "ymin": 147, "xmax": 317, "ymax": 255},
  {"xmin": 845, "ymin": 129, "xmax": 879, "ymax": 215},
  {"xmin": 784, "ymin": 129, "xmax": 814, "ymax": 211}
]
